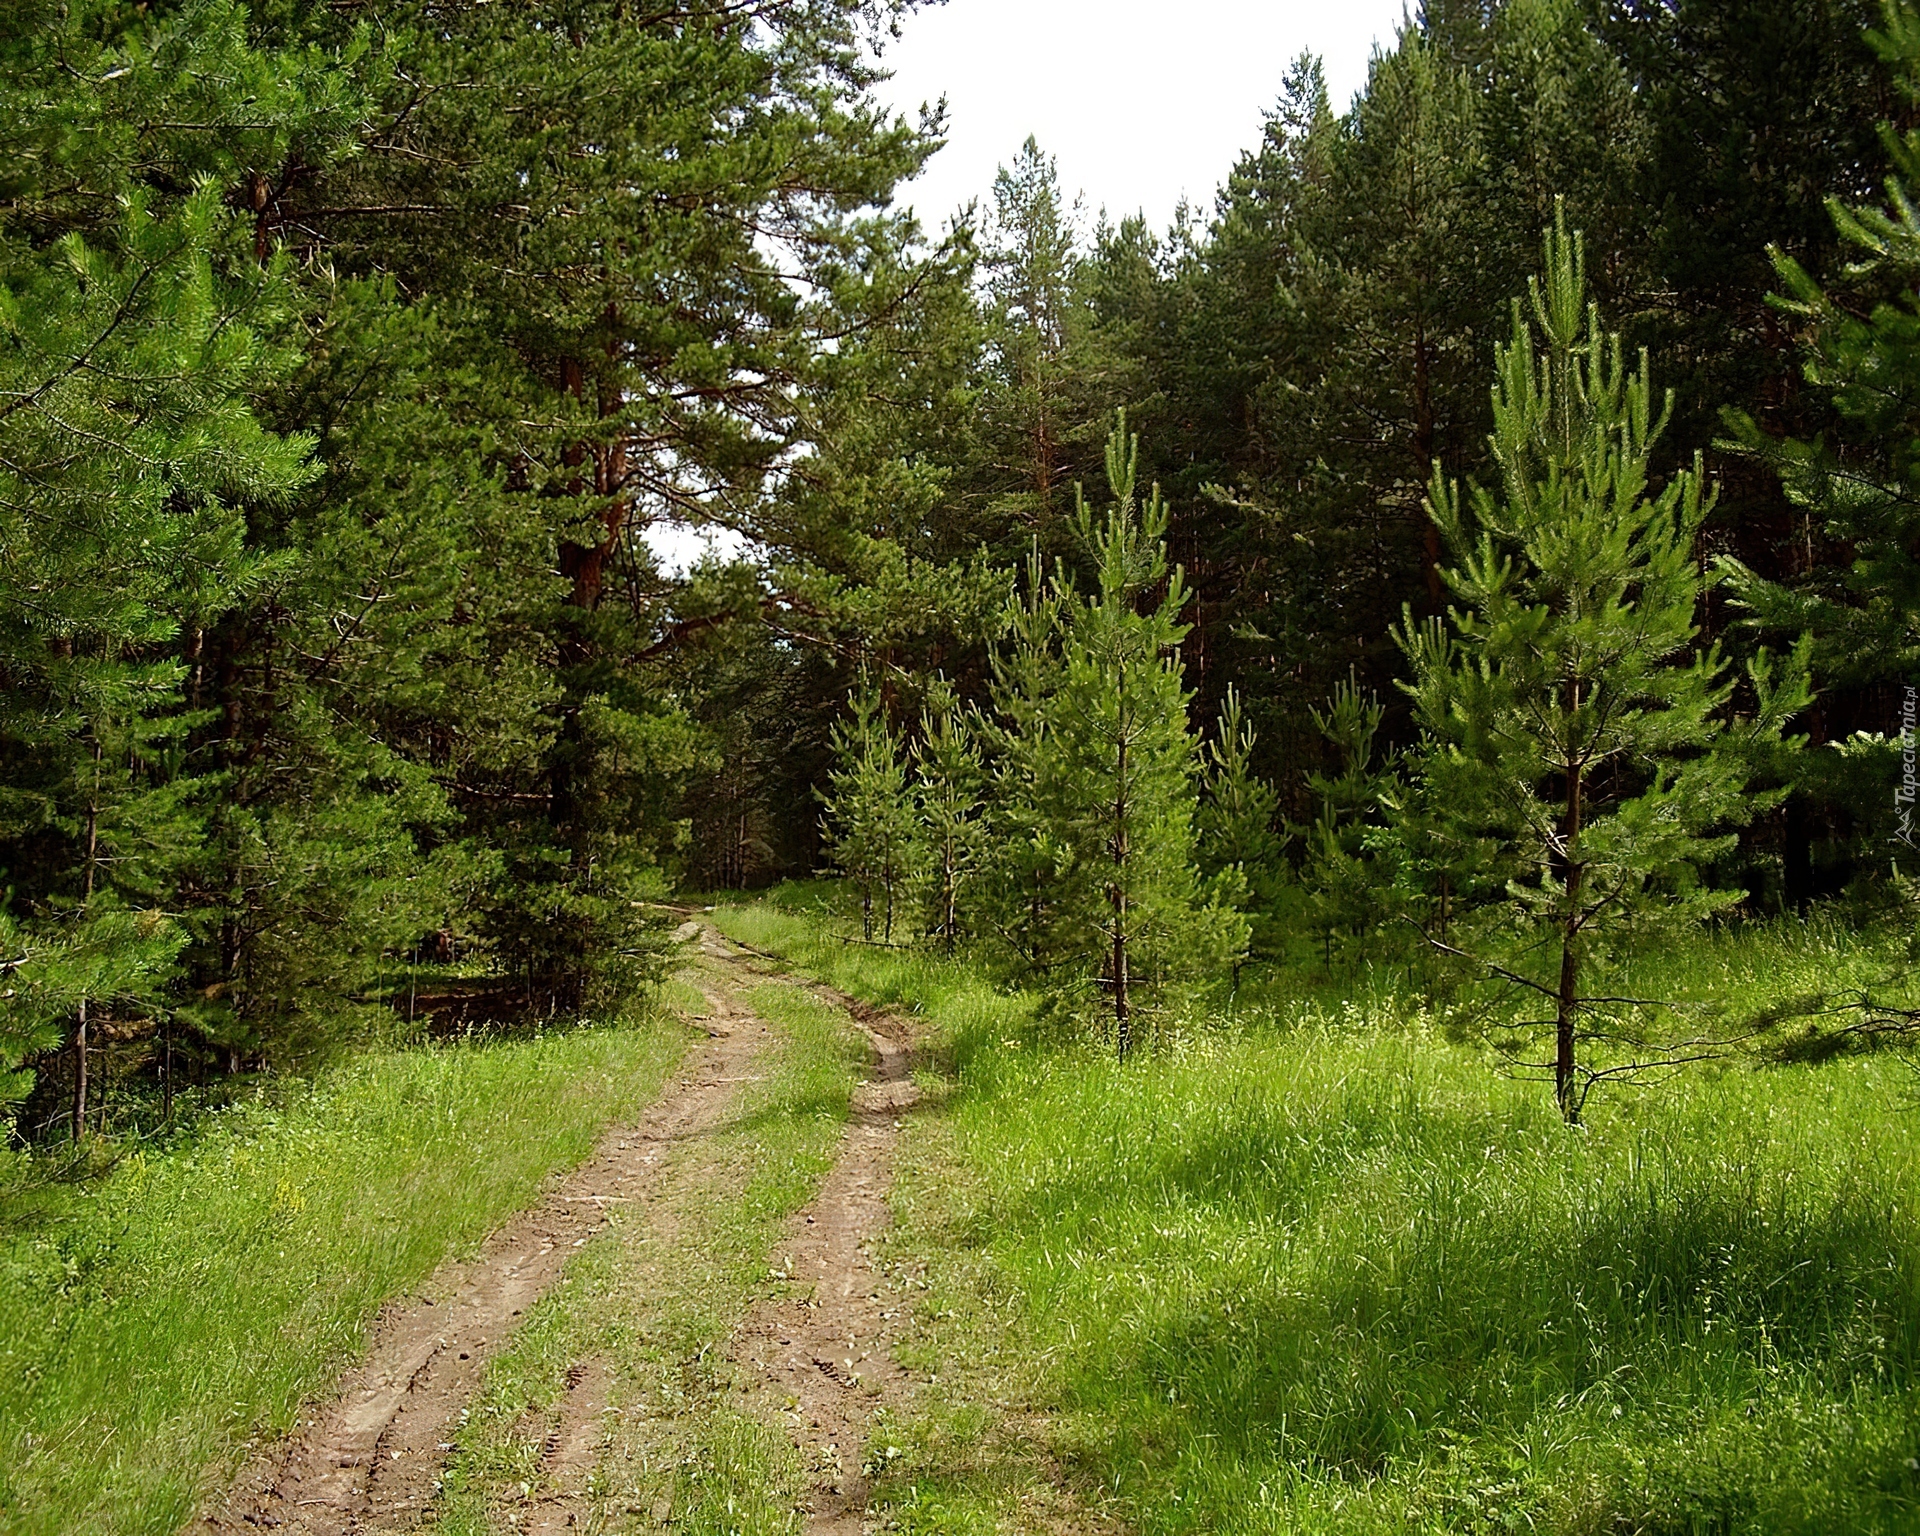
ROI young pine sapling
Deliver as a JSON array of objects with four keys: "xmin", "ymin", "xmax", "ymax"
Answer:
[
  {"xmin": 1045, "ymin": 416, "xmax": 1247, "ymax": 1056},
  {"xmin": 912, "ymin": 678, "xmax": 986, "ymax": 953},
  {"xmin": 822, "ymin": 680, "xmax": 914, "ymax": 943},
  {"xmin": 1199, "ymin": 684, "xmax": 1286, "ymax": 975},
  {"xmin": 1398, "ymin": 208, "xmax": 1810, "ymax": 1123}
]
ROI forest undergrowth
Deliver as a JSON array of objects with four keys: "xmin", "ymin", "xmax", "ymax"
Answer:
[
  {"xmin": 0, "ymin": 1000, "xmax": 692, "ymax": 1535},
  {"xmin": 710, "ymin": 891, "xmax": 1920, "ymax": 1536}
]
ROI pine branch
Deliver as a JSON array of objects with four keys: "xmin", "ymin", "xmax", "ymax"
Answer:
[{"xmin": 0, "ymin": 259, "xmax": 163, "ymax": 426}]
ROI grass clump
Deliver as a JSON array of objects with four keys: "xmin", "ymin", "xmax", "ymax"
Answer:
[
  {"xmin": 724, "ymin": 894, "xmax": 1920, "ymax": 1536},
  {"xmin": 0, "ymin": 1011, "xmax": 687, "ymax": 1535}
]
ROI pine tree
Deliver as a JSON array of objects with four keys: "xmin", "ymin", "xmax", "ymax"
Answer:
[
  {"xmin": 1041, "ymin": 417, "xmax": 1247, "ymax": 1056},
  {"xmin": 822, "ymin": 681, "xmax": 914, "ymax": 944},
  {"xmin": 266, "ymin": 0, "xmax": 936, "ymax": 1009},
  {"xmin": 970, "ymin": 137, "xmax": 1118, "ymax": 558},
  {"xmin": 1399, "ymin": 208, "xmax": 1810, "ymax": 1122},
  {"xmin": 911, "ymin": 678, "xmax": 986, "ymax": 952},
  {"xmin": 980, "ymin": 543, "xmax": 1073, "ymax": 977},
  {"xmin": 1297, "ymin": 675, "xmax": 1402, "ymax": 961},
  {"xmin": 0, "ymin": 0, "xmax": 332, "ymax": 1129},
  {"xmin": 1198, "ymin": 685, "xmax": 1286, "ymax": 970}
]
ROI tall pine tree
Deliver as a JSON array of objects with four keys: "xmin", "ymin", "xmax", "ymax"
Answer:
[
  {"xmin": 1035, "ymin": 417, "xmax": 1246, "ymax": 1055},
  {"xmin": 1400, "ymin": 210, "xmax": 1809, "ymax": 1122}
]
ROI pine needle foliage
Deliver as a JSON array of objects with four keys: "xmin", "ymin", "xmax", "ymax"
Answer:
[
  {"xmin": 1720, "ymin": 1, "xmax": 1920, "ymax": 685},
  {"xmin": 822, "ymin": 678, "xmax": 914, "ymax": 944},
  {"xmin": 1198, "ymin": 684, "xmax": 1287, "ymax": 968},
  {"xmin": 1298, "ymin": 674, "xmax": 1402, "ymax": 959},
  {"xmin": 1035, "ymin": 416, "xmax": 1247, "ymax": 1056},
  {"xmin": 910, "ymin": 678, "xmax": 987, "ymax": 953},
  {"xmin": 0, "ymin": 14, "xmax": 324, "ymax": 1129},
  {"xmin": 1399, "ymin": 207, "xmax": 1811, "ymax": 1122},
  {"xmin": 980, "ymin": 542, "xmax": 1074, "ymax": 977}
]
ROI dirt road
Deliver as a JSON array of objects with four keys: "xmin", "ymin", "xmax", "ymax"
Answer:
[
  {"xmin": 194, "ymin": 923, "xmax": 917, "ymax": 1535},
  {"xmin": 727, "ymin": 976, "xmax": 919, "ymax": 1532}
]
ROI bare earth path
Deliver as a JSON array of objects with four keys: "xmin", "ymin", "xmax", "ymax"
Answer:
[
  {"xmin": 194, "ymin": 923, "xmax": 923, "ymax": 1535},
  {"xmin": 725, "ymin": 962, "xmax": 921, "ymax": 1534},
  {"xmin": 197, "ymin": 931, "xmax": 775, "ymax": 1535}
]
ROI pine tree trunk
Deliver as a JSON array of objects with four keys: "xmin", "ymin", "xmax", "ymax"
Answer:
[
  {"xmin": 70, "ymin": 1001, "xmax": 88, "ymax": 1145},
  {"xmin": 1413, "ymin": 325, "xmax": 1443, "ymax": 612},
  {"xmin": 942, "ymin": 835, "xmax": 958, "ymax": 955},
  {"xmin": 1783, "ymin": 793, "xmax": 1812, "ymax": 914},
  {"xmin": 1555, "ymin": 905, "xmax": 1580, "ymax": 1123},
  {"xmin": 1554, "ymin": 748, "xmax": 1584, "ymax": 1125},
  {"xmin": 1031, "ymin": 351, "xmax": 1055, "ymax": 520},
  {"xmin": 71, "ymin": 737, "xmax": 103, "ymax": 1144},
  {"xmin": 553, "ymin": 329, "xmax": 630, "ymax": 905},
  {"xmin": 214, "ymin": 630, "xmax": 247, "ymax": 1014}
]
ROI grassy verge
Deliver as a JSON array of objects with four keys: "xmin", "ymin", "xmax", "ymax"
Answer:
[
  {"xmin": 426, "ymin": 960, "xmax": 867, "ymax": 1535},
  {"xmin": 0, "ymin": 1008, "xmax": 689, "ymax": 1536},
  {"xmin": 712, "ymin": 894, "xmax": 1920, "ymax": 1536}
]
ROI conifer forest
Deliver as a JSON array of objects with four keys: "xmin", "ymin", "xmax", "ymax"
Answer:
[{"xmin": 9, "ymin": 0, "xmax": 1920, "ymax": 1531}]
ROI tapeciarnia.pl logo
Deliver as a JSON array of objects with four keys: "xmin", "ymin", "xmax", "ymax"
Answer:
[{"xmin": 1898, "ymin": 685, "xmax": 1918, "ymax": 848}]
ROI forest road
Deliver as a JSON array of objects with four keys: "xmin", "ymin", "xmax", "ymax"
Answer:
[
  {"xmin": 193, "ymin": 926, "xmax": 774, "ymax": 1534},
  {"xmin": 191, "ymin": 921, "xmax": 921, "ymax": 1535},
  {"xmin": 723, "ymin": 939, "xmax": 921, "ymax": 1534}
]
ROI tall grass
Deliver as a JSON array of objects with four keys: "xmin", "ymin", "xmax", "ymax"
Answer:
[
  {"xmin": 709, "ymin": 892, "xmax": 963, "ymax": 1015},
  {"xmin": 0, "ymin": 1013, "xmax": 687, "ymax": 1535},
  {"xmin": 961, "ymin": 1028, "xmax": 1920, "ymax": 1532},
  {"xmin": 720, "ymin": 894, "xmax": 1920, "ymax": 1534}
]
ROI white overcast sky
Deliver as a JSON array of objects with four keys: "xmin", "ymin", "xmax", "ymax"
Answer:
[
  {"xmin": 870, "ymin": 0, "xmax": 1413, "ymax": 238},
  {"xmin": 652, "ymin": 0, "xmax": 1411, "ymax": 571}
]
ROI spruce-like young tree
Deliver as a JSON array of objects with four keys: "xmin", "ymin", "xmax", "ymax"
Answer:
[
  {"xmin": 1198, "ymin": 685, "xmax": 1286, "ymax": 970},
  {"xmin": 1298, "ymin": 675, "xmax": 1402, "ymax": 961},
  {"xmin": 911, "ymin": 678, "xmax": 986, "ymax": 953},
  {"xmin": 822, "ymin": 681, "xmax": 914, "ymax": 943},
  {"xmin": 981, "ymin": 543, "xmax": 1073, "ymax": 977},
  {"xmin": 1399, "ymin": 208, "xmax": 1810, "ymax": 1123},
  {"xmin": 1045, "ymin": 418, "xmax": 1248, "ymax": 1057}
]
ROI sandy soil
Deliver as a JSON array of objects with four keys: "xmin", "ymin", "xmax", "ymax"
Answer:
[{"xmin": 725, "ymin": 971, "xmax": 920, "ymax": 1534}]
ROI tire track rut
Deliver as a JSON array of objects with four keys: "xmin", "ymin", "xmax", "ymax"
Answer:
[
  {"xmin": 196, "ymin": 924, "xmax": 921, "ymax": 1535},
  {"xmin": 196, "ymin": 947, "xmax": 771, "ymax": 1535},
  {"xmin": 725, "ymin": 960, "xmax": 921, "ymax": 1534}
]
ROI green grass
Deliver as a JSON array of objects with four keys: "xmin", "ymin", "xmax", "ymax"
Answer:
[
  {"xmin": 705, "ymin": 892, "xmax": 966, "ymax": 1020},
  {"xmin": 0, "ymin": 1010, "xmax": 689, "ymax": 1536},
  {"xmin": 715, "ymin": 894, "xmax": 1920, "ymax": 1536},
  {"xmin": 427, "ymin": 962, "xmax": 868, "ymax": 1534}
]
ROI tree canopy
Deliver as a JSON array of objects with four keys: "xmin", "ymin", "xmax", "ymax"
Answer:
[{"xmin": 0, "ymin": 0, "xmax": 1911, "ymax": 1130}]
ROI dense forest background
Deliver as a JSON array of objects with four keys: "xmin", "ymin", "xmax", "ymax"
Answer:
[{"xmin": 5, "ymin": 0, "xmax": 1920, "ymax": 1138}]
